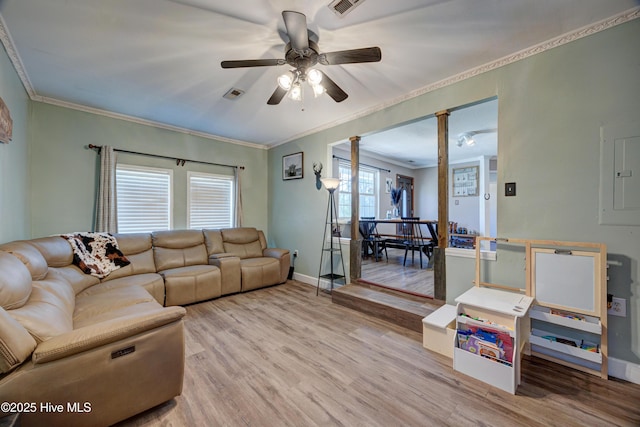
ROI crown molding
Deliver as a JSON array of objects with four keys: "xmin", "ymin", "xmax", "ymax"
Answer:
[
  {"xmin": 267, "ymin": 6, "xmax": 640, "ymax": 148},
  {"xmin": 1, "ymin": 7, "xmax": 637, "ymax": 150},
  {"xmin": 0, "ymin": 14, "xmax": 36, "ymax": 98}
]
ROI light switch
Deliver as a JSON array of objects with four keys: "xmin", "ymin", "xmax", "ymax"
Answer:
[{"xmin": 505, "ymin": 182, "xmax": 516, "ymax": 197}]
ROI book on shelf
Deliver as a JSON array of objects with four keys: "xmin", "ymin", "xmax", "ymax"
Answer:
[{"xmin": 549, "ymin": 308, "xmax": 585, "ymax": 322}]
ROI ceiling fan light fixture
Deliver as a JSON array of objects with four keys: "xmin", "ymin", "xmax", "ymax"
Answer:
[
  {"xmin": 457, "ymin": 132, "xmax": 476, "ymax": 147},
  {"xmin": 465, "ymin": 135, "xmax": 476, "ymax": 146},
  {"xmin": 277, "ymin": 71, "xmax": 294, "ymax": 90},
  {"xmin": 289, "ymin": 82, "xmax": 302, "ymax": 101},
  {"xmin": 307, "ymin": 68, "xmax": 323, "ymax": 85},
  {"xmin": 311, "ymin": 83, "xmax": 325, "ymax": 98}
]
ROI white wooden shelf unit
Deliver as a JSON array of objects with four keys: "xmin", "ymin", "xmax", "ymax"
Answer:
[
  {"xmin": 454, "ymin": 286, "xmax": 533, "ymax": 394},
  {"xmin": 528, "ymin": 241, "xmax": 607, "ymax": 379}
]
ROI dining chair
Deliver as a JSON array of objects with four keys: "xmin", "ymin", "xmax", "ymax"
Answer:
[
  {"xmin": 360, "ymin": 217, "xmax": 388, "ymax": 262},
  {"xmin": 400, "ymin": 217, "xmax": 432, "ymax": 268}
]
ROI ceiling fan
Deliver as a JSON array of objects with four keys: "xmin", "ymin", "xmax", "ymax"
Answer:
[
  {"xmin": 221, "ymin": 10, "xmax": 382, "ymax": 105},
  {"xmin": 456, "ymin": 128, "xmax": 498, "ymax": 147}
]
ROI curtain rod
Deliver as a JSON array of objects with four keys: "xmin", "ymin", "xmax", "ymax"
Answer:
[
  {"xmin": 88, "ymin": 144, "xmax": 244, "ymax": 170},
  {"xmin": 332, "ymin": 155, "xmax": 391, "ymax": 173}
]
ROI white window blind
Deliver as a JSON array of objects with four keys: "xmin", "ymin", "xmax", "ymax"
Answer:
[
  {"xmin": 116, "ymin": 164, "xmax": 172, "ymax": 233},
  {"xmin": 337, "ymin": 161, "xmax": 378, "ymax": 219},
  {"xmin": 188, "ymin": 172, "xmax": 234, "ymax": 229}
]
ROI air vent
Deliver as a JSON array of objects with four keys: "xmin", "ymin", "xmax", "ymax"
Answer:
[
  {"xmin": 328, "ymin": 0, "xmax": 366, "ymax": 17},
  {"xmin": 489, "ymin": 158, "xmax": 498, "ymax": 172},
  {"xmin": 223, "ymin": 88, "xmax": 245, "ymax": 100}
]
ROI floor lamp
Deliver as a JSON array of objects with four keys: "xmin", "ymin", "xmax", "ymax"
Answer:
[{"xmin": 317, "ymin": 177, "xmax": 346, "ymax": 295}]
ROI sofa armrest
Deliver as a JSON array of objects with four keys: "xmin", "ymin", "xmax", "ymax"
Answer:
[
  {"xmin": 263, "ymin": 248, "xmax": 290, "ymax": 283},
  {"xmin": 208, "ymin": 252, "xmax": 236, "ymax": 259},
  {"xmin": 209, "ymin": 255, "xmax": 241, "ymax": 295},
  {"xmin": 263, "ymin": 248, "xmax": 289, "ymax": 259},
  {"xmin": 32, "ymin": 306, "xmax": 186, "ymax": 364}
]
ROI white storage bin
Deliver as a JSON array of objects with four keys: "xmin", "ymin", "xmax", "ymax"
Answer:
[{"xmin": 422, "ymin": 304, "xmax": 457, "ymax": 358}]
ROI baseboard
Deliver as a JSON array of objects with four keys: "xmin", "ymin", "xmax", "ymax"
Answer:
[
  {"xmin": 292, "ymin": 272, "xmax": 345, "ymax": 293},
  {"xmin": 609, "ymin": 357, "xmax": 640, "ymax": 385},
  {"xmin": 292, "ymin": 272, "xmax": 316, "ymax": 286}
]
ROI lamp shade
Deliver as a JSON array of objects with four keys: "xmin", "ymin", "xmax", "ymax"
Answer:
[{"xmin": 321, "ymin": 177, "xmax": 340, "ymax": 190}]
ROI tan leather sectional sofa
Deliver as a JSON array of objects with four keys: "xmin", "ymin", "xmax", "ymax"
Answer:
[{"xmin": 0, "ymin": 227, "xmax": 289, "ymax": 426}]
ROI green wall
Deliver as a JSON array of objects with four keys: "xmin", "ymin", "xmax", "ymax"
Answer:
[
  {"xmin": 0, "ymin": 43, "xmax": 30, "ymax": 242},
  {"xmin": 29, "ymin": 103, "xmax": 269, "ymax": 238},
  {"xmin": 269, "ymin": 19, "xmax": 640, "ymax": 365}
]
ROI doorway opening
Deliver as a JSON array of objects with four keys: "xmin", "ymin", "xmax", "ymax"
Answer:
[{"xmin": 331, "ymin": 97, "xmax": 498, "ymax": 299}]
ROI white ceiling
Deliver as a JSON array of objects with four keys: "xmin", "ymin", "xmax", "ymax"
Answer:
[{"xmin": 0, "ymin": 0, "xmax": 637, "ymax": 163}]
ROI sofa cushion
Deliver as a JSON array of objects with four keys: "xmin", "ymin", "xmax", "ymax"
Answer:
[
  {"xmin": 74, "ymin": 286, "xmax": 158, "ymax": 328},
  {"xmin": 239, "ymin": 257, "xmax": 282, "ymax": 292},
  {"xmin": 52, "ymin": 265, "xmax": 102, "ymax": 295},
  {"xmin": 8, "ymin": 272, "xmax": 75, "ymax": 343},
  {"xmin": 153, "ymin": 230, "xmax": 208, "ymax": 271},
  {"xmin": 103, "ymin": 233, "xmax": 157, "ymax": 281},
  {"xmin": 203, "ymin": 229, "xmax": 224, "ymax": 254},
  {"xmin": 161, "ymin": 264, "xmax": 221, "ymax": 306},
  {"xmin": 24, "ymin": 236, "xmax": 101, "ymax": 295},
  {"xmin": 28, "ymin": 236, "xmax": 74, "ymax": 268},
  {"xmin": 81, "ymin": 273, "xmax": 165, "ymax": 306},
  {"xmin": 221, "ymin": 227, "xmax": 263, "ymax": 259},
  {"xmin": 0, "ymin": 251, "xmax": 32, "ymax": 310},
  {"xmin": 0, "ymin": 241, "xmax": 48, "ymax": 280},
  {"xmin": 0, "ymin": 307, "xmax": 37, "ymax": 373}
]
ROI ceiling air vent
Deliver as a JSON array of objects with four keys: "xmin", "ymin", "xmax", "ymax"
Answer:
[
  {"xmin": 328, "ymin": 0, "xmax": 366, "ymax": 17},
  {"xmin": 223, "ymin": 88, "xmax": 245, "ymax": 100}
]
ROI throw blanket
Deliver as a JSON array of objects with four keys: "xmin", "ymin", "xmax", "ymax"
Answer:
[{"xmin": 62, "ymin": 232, "xmax": 130, "ymax": 278}]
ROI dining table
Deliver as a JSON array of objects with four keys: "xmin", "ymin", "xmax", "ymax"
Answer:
[{"xmin": 368, "ymin": 218, "xmax": 438, "ymax": 242}]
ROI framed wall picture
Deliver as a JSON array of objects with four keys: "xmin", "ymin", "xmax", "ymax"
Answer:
[
  {"xmin": 283, "ymin": 152, "xmax": 304, "ymax": 180},
  {"xmin": 0, "ymin": 97, "xmax": 13, "ymax": 144},
  {"xmin": 385, "ymin": 177, "xmax": 393, "ymax": 193},
  {"xmin": 452, "ymin": 166, "xmax": 479, "ymax": 197}
]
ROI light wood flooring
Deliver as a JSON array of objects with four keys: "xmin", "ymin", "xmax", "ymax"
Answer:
[
  {"xmin": 361, "ymin": 247, "xmax": 434, "ymax": 297},
  {"xmin": 118, "ymin": 281, "xmax": 640, "ymax": 427}
]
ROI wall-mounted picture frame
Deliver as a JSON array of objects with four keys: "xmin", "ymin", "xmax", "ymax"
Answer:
[
  {"xmin": 385, "ymin": 177, "xmax": 393, "ymax": 193},
  {"xmin": 0, "ymin": 97, "xmax": 13, "ymax": 144},
  {"xmin": 452, "ymin": 166, "xmax": 479, "ymax": 197},
  {"xmin": 283, "ymin": 152, "xmax": 304, "ymax": 180}
]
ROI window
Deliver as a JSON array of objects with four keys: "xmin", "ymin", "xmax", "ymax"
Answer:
[
  {"xmin": 116, "ymin": 164, "xmax": 172, "ymax": 233},
  {"xmin": 338, "ymin": 161, "xmax": 378, "ymax": 219},
  {"xmin": 188, "ymin": 172, "xmax": 234, "ymax": 229}
]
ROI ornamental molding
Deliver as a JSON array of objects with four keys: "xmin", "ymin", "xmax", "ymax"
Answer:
[{"xmin": 0, "ymin": 14, "xmax": 36, "ymax": 98}]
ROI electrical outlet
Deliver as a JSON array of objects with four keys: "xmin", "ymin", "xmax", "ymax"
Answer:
[
  {"xmin": 294, "ymin": 250, "xmax": 298, "ymax": 257},
  {"xmin": 608, "ymin": 297, "xmax": 626, "ymax": 317}
]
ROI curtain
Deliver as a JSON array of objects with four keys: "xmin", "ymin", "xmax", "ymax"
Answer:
[
  {"xmin": 95, "ymin": 145, "xmax": 118, "ymax": 233},
  {"xmin": 234, "ymin": 167, "xmax": 244, "ymax": 227}
]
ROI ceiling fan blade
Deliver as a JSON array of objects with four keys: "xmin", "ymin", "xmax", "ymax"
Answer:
[
  {"xmin": 319, "ymin": 71, "xmax": 348, "ymax": 103},
  {"xmin": 267, "ymin": 86, "xmax": 288, "ymax": 105},
  {"xmin": 282, "ymin": 10, "xmax": 309, "ymax": 54},
  {"xmin": 319, "ymin": 47, "xmax": 382, "ymax": 65},
  {"xmin": 221, "ymin": 59, "xmax": 285, "ymax": 69}
]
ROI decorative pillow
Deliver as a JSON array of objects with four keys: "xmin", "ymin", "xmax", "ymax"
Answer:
[{"xmin": 61, "ymin": 233, "xmax": 130, "ymax": 278}]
